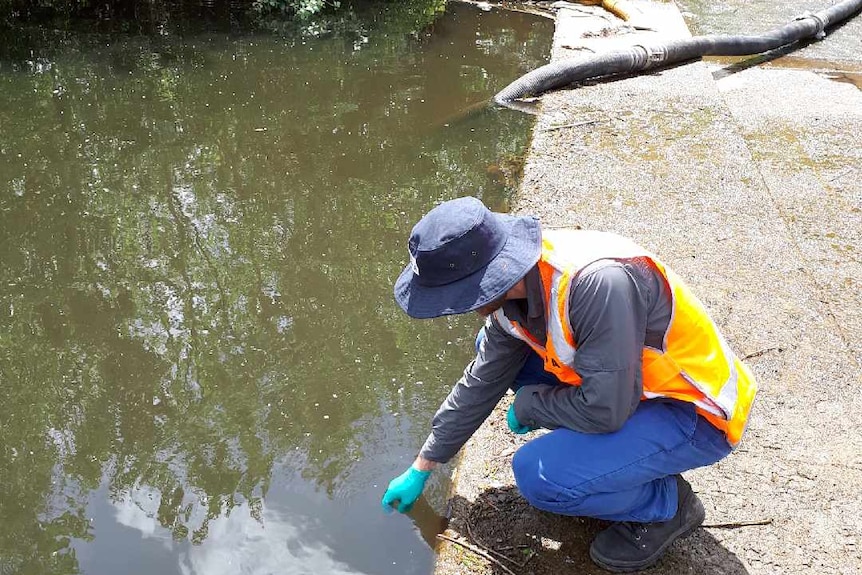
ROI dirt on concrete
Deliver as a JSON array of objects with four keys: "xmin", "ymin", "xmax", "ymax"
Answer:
[{"xmin": 431, "ymin": 1, "xmax": 862, "ymax": 574}]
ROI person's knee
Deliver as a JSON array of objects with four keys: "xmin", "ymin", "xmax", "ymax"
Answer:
[
  {"xmin": 512, "ymin": 442, "xmax": 586, "ymax": 512},
  {"xmin": 512, "ymin": 445, "xmax": 542, "ymax": 505}
]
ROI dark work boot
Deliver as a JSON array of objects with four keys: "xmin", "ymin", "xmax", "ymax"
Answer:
[{"xmin": 589, "ymin": 475, "xmax": 705, "ymax": 572}]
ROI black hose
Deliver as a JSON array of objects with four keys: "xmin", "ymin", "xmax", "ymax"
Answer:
[{"xmin": 494, "ymin": 0, "xmax": 862, "ymax": 108}]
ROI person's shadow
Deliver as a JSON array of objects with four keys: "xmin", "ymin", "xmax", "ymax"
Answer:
[{"xmin": 410, "ymin": 485, "xmax": 750, "ymax": 575}]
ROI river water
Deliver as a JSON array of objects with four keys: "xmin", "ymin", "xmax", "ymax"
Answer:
[{"xmin": 0, "ymin": 4, "xmax": 551, "ymax": 574}]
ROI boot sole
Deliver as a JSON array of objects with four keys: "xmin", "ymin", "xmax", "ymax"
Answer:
[{"xmin": 589, "ymin": 498, "xmax": 706, "ymax": 573}]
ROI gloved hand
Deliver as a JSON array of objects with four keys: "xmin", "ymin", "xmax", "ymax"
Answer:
[
  {"xmin": 381, "ymin": 466, "xmax": 431, "ymax": 513},
  {"xmin": 507, "ymin": 402, "xmax": 536, "ymax": 434}
]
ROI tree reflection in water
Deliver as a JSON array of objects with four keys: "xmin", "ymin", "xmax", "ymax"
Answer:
[{"xmin": 0, "ymin": 4, "xmax": 552, "ymax": 574}]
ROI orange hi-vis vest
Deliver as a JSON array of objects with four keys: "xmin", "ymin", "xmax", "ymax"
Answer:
[{"xmin": 492, "ymin": 229, "xmax": 758, "ymax": 446}]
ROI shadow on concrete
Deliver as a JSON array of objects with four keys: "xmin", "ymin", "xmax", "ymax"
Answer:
[
  {"xmin": 705, "ymin": 8, "xmax": 862, "ymax": 82},
  {"xmin": 433, "ymin": 487, "xmax": 750, "ymax": 575},
  {"xmin": 709, "ymin": 39, "xmax": 822, "ymax": 81},
  {"xmin": 550, "ymin": 57, "xmax": 705, "ymax": 96}
]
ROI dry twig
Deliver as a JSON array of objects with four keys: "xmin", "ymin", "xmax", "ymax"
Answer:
[
  {"xmin": 742, "ymin": 347, "xmax": 783, "ymax": 360},
  {"xmin": 467, "ymin": 499, "xmax": 538, "ymax": 569},
  {"xmin": 467, "ymin": 501, "xmax": 522, "ymax": 566},
  {"xmin": 437, "ymin": 534, "xmax": 519, "ymax": 575},
  {"xmin": 492, "ymin": 447, "xmax": 516, "ymax": 460},
  {"xmin": 703, "ymin": 518, "xmax": 773, "ymax": 529},
  {"xmin": 541, "ymin": 119, "xmax": 600, "ymax": 132}
]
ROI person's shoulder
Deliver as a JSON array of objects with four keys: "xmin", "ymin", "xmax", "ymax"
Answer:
[
  {"xmin": 570, "ymin": 261, "xmax": 644, "ymax": 305},
  {"xmin": 577, "ymin": 259, "xmax": 630, "ymax": 282}
]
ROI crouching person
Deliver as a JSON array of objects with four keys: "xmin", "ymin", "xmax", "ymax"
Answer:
[{"xmin": 381, "ymin": 197, "xmax": 757, "ymax": 572}]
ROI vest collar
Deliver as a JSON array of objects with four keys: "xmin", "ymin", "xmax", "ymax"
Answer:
[
  {"xmin": 524, "ymin": 265, "xmax": 545, "ymax": 320},
  {"xmin": 499, "ymin": 265, "xmax": 546, "ymax": 343}
]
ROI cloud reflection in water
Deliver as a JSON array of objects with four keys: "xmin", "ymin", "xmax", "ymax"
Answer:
[{"xmin": 113, "ymin": 488, "xmax": 369, "ymax": 575}]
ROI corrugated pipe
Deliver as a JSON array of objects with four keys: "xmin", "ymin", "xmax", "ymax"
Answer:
[{"xmin": 494, "ymin": 0, "xmax": 862, "ymax": 109}]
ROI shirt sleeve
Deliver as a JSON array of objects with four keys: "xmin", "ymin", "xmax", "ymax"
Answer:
[
  {"xmin": 418, "ymin": 316, "xmax": 532, "ymax": 463},
  {"xmin": 513, "ymin": 262, "xmax": 646, "ymax": 433}
]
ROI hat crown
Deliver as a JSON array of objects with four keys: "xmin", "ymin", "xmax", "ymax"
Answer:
[{"xmin": 408, "ymin": 197, "xmax": 508, "ymax": 287}]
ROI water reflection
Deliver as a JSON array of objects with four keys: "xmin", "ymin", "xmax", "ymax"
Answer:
[
  {"xmin": 65, "ymin": 475, "xmax": 371, "ymax": 575},
  {"xmin": 0, "ymin": 4, "xmax": 551, "ymax": 574},
  {"xmin": 109, "ymin": 488, "xmax": 366, "ymax": 575}
]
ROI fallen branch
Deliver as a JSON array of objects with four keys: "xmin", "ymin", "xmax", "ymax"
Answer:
[
  {"xmin": 467, "ymin": 500, "xmax": 522, "ymax": 566},
  {"xmin": 541, "ymin": 119, "xmax": 600, "ymax": 132},
  {"xmin": 437, "ymin": 534, "xmax": 519, "ymax": 575},
  {"xmin": 703, "ymin": 518, "xmax": 773, "ymax": 529},
  {"xmin": 467, "ymin": 501, "xmax": 538, "ymax": 569}
]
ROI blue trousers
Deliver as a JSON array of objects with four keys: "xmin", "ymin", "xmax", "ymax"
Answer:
[{"xmin": 478, "ymin": 329, "xmax": 733, "ymax": 522}]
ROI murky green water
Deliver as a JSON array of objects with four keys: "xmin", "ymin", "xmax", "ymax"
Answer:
[{"xmin": 0, "ymin": 5, "xmax": 552, "ymax": 574}]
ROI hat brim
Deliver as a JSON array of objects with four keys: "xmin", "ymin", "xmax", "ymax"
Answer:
[{"xmin": 393, "ymin": 214, "xmax": 541, "ymax": 319}]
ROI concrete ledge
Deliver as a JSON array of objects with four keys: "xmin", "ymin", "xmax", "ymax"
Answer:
[{"xmin": 433, "ymin": 1, "xmax": 862, "ymax": 574}]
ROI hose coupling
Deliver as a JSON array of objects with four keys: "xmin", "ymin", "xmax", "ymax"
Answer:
[
  {"xmin": 794, "ymin": 11, "xmax": 829, "ymax": 39},
  {"xmin": 633, "ymin": 44, "xmax": 668, "ymax": 69}
]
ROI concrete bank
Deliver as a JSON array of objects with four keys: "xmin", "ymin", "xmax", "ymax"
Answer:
[{"xmin": 433, "ymin": 1, "xmax": 862, "ymax": 574}]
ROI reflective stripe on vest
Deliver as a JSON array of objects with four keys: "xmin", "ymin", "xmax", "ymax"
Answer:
[{"xmin": 493, "ymin": 229, "xmax": 758, "ymax": 446}]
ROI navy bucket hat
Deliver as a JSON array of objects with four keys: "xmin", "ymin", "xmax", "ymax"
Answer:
[{"xmin": 394, "ymin": 197, "xmax": 542, "ymax": 319}]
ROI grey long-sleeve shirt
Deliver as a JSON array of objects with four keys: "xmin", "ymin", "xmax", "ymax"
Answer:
[{"xmin": 418, "ymin": 257, "xmax": 673, "ymax": 464}]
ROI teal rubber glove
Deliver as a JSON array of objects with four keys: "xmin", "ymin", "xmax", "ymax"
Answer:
[
  {"xmin": 507, "ymin": 402, "xmax": 535, "ymax": 434},
  {"xmin": 381, "ymin": 466, "xmax": 431, "ymax": 513}
]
